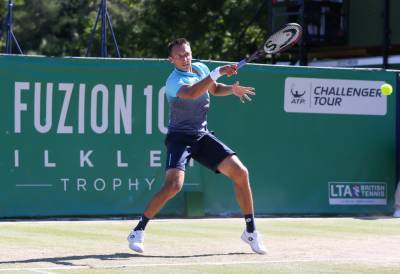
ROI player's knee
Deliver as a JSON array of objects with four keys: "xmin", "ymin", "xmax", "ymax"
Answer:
[
  {"xmin": 232, "ymin": 165, "xmax": 249, "ymax": 181},
  {"xmin": 170, "ymin": 181, "xmax": 183, "ymax": 194},
  {"xmin": 164, "ymin": 180, "xmax": 183, "ymax": 197},
  {"xmin": 239, "ymin": 165, "xmax": 249, "ymax": 180}
]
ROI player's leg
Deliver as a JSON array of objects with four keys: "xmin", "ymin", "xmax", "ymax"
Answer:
[
  {"xmin": 217, "ymin": 155, "xmax": 255, "ymax": 234},
  {"xmin": 128, "ymin": 169, "xmax": 185, "ymax": 253},
  {"xmin": 128, "ymin": 133, "xmax": 191, "ymax": 253},
  {"xmin": 143, "ymin": 168, "xmax": 185, "ymax": 218},
  {"xmin": 217, "ymin": 155, "xmax": 267, "ymax": 255},
  {"xmin": 192, "ymin": 132, "xmax": 266, "ymax": 254},
  {"xmin": 217, "ymin": 155, "xmax": 253, "ymax": 215},
  {"xmin": 132, "ymin": 168, "xmax": 184, "ymax": 232},
  {"xmin": 192, "ymin": 133, "xmax": 254, "ymax": 216}
]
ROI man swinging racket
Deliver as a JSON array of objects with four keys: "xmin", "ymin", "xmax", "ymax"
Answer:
[{"xmin": 127, "ymin": 38, "xmax": 267, "ymax": 255}]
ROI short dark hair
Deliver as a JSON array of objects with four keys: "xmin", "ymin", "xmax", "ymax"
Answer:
[{"xmin": 168, "ymin": 38, "xmax": 190, "ymax": 56}]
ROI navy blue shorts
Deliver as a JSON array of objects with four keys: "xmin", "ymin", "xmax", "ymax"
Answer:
[{"xmin": 165, "ymin": 132, "xmax": 235, "ymax": 173}]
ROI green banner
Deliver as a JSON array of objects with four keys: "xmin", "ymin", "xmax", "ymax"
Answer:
[
  {"xmin": 0, "ymin": 55, "xmax": 397, "ymax": 217},
  {"xmin": 0, "ymin": 56, "xmax": 183, "ymax": 217}
]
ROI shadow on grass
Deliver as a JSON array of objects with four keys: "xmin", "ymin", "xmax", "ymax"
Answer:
[
  {"xmin": 0, "ymin": 252, "xmax": 252, "ymax": 266},
  {"xmin": 353, "ymin": 216, "xmax": 394, "ymax": 221}
]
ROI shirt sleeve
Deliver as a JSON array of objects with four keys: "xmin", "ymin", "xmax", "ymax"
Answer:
[
  {"xmin": 193, "ymin": 62, "xmax": 210, "ymax": 78},
  {"xmin": 166, "ymin": 76, "xmax": 186, "ymax": 98}
]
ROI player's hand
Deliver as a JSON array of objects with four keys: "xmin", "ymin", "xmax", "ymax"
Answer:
[
  {"xmin": 219, "ymin": 64, "xmax": 237, "ymax": 77},
  {"xmin": 232, "ymin": 81, "xmax": 255, "ymax": 103}
]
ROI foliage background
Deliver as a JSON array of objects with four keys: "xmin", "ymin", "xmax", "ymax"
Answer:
[{"xmin": 0, "ymin": 0, "xmax": 269, "ymax": 61}]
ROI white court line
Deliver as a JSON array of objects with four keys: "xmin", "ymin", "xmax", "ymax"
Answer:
[
  {"xmin": 15, "ymin": 184, "xmax": 53, "ymax": 187},
  {"xmin": 0, "ymin": 258, "xmax": 388, "ymax": 272},
  {"xmin": 28, "ymin": 270, "xmax": 56, "ymax": 274}
]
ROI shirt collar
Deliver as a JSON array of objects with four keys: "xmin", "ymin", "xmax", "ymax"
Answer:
[{"xmin": 175, "ymin": 67, "xmax": 198, "ymax": 77}]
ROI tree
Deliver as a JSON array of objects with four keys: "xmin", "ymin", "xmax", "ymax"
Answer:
[
  {"xmin": 0, "ymin": 0, "xmax": 270, "ymax": 62},
  {"xmin": 135, "ymin": 0, "xmax": 269, "ymax": 61}
]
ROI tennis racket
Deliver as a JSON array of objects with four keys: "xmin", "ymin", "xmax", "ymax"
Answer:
[{"xmin": 237, "ymin": 23, "xmax": 303, "ymax": 70}]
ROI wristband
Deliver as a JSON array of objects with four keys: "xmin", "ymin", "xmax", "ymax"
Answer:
[{"xmin": 209, "ymin": 66, "xmax": 222, "ymax": 81}]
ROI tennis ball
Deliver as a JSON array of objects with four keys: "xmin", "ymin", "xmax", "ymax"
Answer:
[{"xmin": 380, "ymin": 83, "xmax": 393, "ymax": 96}]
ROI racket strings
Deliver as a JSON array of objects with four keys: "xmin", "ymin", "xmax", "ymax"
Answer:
[
  {"xmin": 264, "ymin": 24, "xmax": 302, "ymax": 54},
  {"xmin": 271, "ymin": 29, "xmax": 297, "ymax": 44}
]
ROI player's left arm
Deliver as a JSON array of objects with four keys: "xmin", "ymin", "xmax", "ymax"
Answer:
[{"xmin": 210, "ymin": 81, "xmax": 256, "ymax": 103}]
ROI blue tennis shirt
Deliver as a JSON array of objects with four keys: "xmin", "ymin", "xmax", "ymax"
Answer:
[{"xmin": 165, "ymin": 62, "xmax": 211, "ymax": 134}]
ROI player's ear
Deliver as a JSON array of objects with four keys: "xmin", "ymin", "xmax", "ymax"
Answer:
[{"xmin": 168, "ymin": 56, "xmax": 174, "ymax": 64}]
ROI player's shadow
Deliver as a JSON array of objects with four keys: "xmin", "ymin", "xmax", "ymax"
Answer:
[
  {"xmin": 135, "ymin": 252, "xmax": 252, "ymax": 258},
  {"xmin": 353, "ymin": 216, "xmax": 393, "ymax": 220},
  {"xmin": 0, "ymin": 252, "xmax": 252, "ymax": 266}
]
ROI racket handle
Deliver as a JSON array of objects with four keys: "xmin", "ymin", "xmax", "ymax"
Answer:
[{"xmin": 237, "ymin": 59, "xmax": 247, "ymax": 70}]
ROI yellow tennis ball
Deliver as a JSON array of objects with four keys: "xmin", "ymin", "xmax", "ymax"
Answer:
[{"xmin": 380, "ymin": 83, "xmax": 393, "ymax": 96}]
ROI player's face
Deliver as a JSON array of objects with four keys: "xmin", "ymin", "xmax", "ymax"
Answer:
[{"xmin": 169, "ymin": 43, "xmax": 192, "ymax": 72}]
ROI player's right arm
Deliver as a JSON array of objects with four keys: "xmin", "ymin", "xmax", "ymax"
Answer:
[
  {"xmin": 176, "ymin": 65, "xmax": 237, "ymax": 100},
  {"xmin": 176, "ymin": 77, "xmax": 215, "ymax": 99}
]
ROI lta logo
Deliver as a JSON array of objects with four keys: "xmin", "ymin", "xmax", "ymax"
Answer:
[
  {"xmin": 328, "ymin": 182, "xmax": 387, "ymax": 205},
  {"xmin": 352, "ymin": 184, "xmax": 361, "ymax": 197}
]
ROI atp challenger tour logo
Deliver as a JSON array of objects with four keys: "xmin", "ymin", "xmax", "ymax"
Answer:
[
  {"xmin": 328, "ymin": 182, "xmax": 387, "ymax": 205},
  {"xmin": 284, "ymin": 77, "xmax": 387, "ymax": 115},
  {"xmin": 10, "ymin": 81, "xmax": 176, "ymax": 193}
]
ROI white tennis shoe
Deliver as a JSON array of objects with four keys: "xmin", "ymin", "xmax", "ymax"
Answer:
[
  {"xmin": 241, "ymin": 230, "xmax": 267, "ymax": 255},
  {"xmin": 393, "ymin": 209, "xmax": 400, "ymax": 218},
  {"xmin": 127, "ymin": 230, "xmax": 145, "ymax": 253}
]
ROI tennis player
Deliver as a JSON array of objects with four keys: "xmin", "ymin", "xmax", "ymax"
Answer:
[{"xmin": 128, "ymin": 38, "xmax": 267, "ymax": 255}]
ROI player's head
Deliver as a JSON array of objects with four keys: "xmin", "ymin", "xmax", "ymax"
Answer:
[{"xmin": 168, "ymin": 38, "xmax": 192, "ymax": 72}]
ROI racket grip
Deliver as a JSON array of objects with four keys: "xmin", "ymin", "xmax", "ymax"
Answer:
[{"xmin": 237, "ymin": 59, "xmax": 247, "ymax": 70}]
